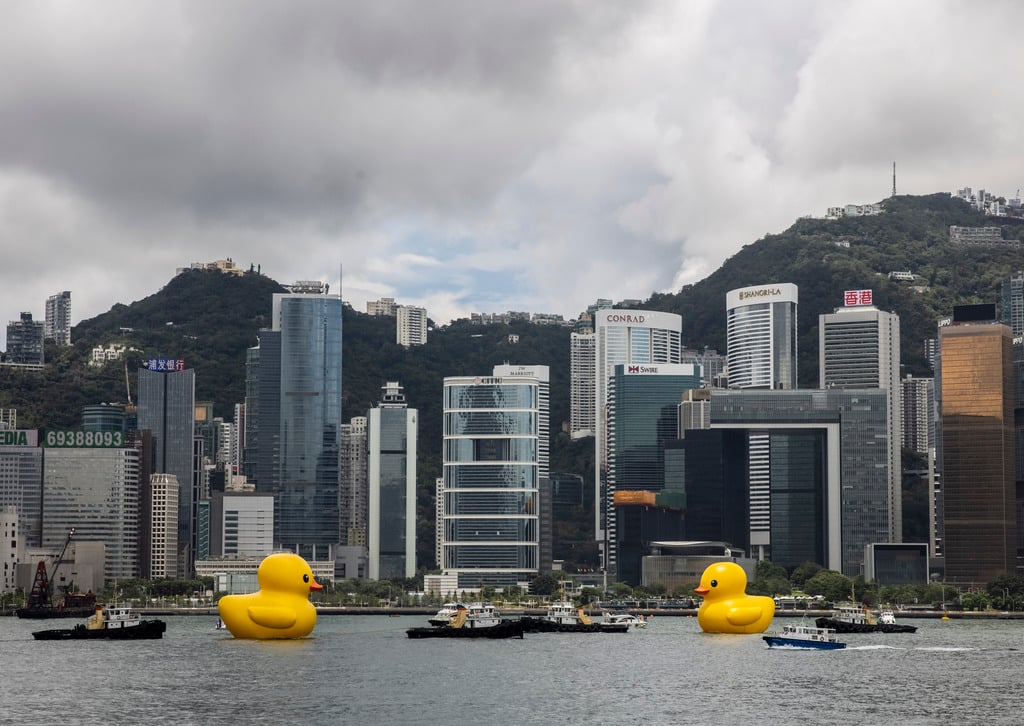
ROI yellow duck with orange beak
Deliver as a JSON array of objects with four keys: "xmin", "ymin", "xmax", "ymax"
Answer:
[
  {"xmin": 217, "ymin": 553, "xmax": 323, "ymax": 639},
  {"xmin": 694, "ymin": 562, "xmax": 775, "ymax": 634}
]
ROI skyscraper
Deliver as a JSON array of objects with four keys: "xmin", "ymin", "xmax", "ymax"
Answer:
[
  {"xmin": 44, "ymin": 291, "xmax": 72, "ymax": 346},
  {"xmin": 725, "ymin": 283, "xmax": 798, "ymax": 390},
  {"xmin": 819, "ymin": 298, "xmax": 902, "ymax": 542},
  {"xmin": 939, "ymin": 318, "xmax": 1016, "ymax": 583},
  {"xmin": 42, "ymin": 436, "xmax": 140, "ymax": 580},
  {"xmin": 247, "ymin": 281, "xmax": 342, "ymax": 558},
  {"xmin": 593, "ymin": 309, "xmax": 682, "ymax": 573},
  {"xmin": 606, "ymin": 363, "xmax": 701, "ymax": 578},
  {"xmin": 137, "ymin": 363, "xmax": 195, "ymax": 574},
  {"xmin": 901, "ymin": 375, "xmax": 936, "ymax": 457},
  {"xmin": 441, "ymin": 365, "xmax": 548, "ymax": 589},
  {"xmin": 367, "ymin": 382, "xmax": 417, "ymax": 579}
]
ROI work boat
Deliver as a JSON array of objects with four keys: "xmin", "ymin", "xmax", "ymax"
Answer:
[
  {"xmin": 520, "ymin": 601, "xmax": 629, "ymax": 633},
  {"xmin": 407, "ymin": 604, "xmax": 523, "ymax": 639},
  {"xmin": 32, "ymin": 606, "xmax": 167, "ymax": 641},
  {"xmin": 815, "ymin": 605, "xmax": 917, "ymax": 634}
]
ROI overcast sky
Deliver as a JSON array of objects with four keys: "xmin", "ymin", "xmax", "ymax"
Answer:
[{"xmin": 2, "ymin": 0, "xmax": 1023, "ymax": 349}]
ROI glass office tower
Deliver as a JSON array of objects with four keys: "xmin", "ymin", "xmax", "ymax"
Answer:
[
  {"xmin": 441, "ymin": 366, "xmax": 548, "ymax": 589},
  {"xmin": 939, "ymin": 321, "xmax": 1016, "ymax": 584},
  {"xmin": 137, "ymin": 366, "xmax": 195, "ymax": 574},
  {"xmin": 368, "ymin": 383, "xmax": 417, "ymax": 579},
  {"xmin": 725, "ymin": 283, "xmax": 798, "ymax": 390},
  {"xmin": 248, "ymin": 284, "xmax": 342, "ymax": 558}
]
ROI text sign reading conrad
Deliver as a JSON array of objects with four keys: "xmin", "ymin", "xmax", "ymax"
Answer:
[{"xmin": 44, "ymin": 429, "xmax": 125, "ymax": 448}]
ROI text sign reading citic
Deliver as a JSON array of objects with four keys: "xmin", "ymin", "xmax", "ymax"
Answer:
[{"xmin": 44, "ymin": 429, "xmax": 125, "ymax": 448}]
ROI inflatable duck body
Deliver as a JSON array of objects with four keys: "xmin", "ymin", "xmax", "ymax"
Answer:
[
  {"xmin": 218, "ymin": 553, "xmax": 323, "ymax": 639},
  {"xmin": 694, "ymin": 562, "xmax": 775, "ymax": 634}
]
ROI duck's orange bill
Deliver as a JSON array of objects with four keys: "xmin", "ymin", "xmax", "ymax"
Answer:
[
  {"xmin": 694, "ymin": 585, "xmax": 709, "ymax": 594},
  {"xmin": 310, "ymin": 582, "xmax": 324, "ymax": 591}
]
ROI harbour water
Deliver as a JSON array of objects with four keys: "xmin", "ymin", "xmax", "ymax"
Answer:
[{"xmin": 2, "ymin": 613, "xmax": 1022, "ymax": 725}]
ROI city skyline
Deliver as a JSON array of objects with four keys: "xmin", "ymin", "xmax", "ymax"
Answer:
[{"xmin": 2, "ymin": 2, "xmax": 1024, "ymax": 349}]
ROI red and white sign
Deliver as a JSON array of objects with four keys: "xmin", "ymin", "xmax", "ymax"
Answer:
[{"xmin": 843, "ymin": 289, "xmax": 873, "ymax": 307}]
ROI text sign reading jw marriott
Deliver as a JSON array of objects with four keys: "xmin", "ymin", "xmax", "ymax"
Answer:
[{"xmin": 44, "ymin": 429, "xmax": 125, "ymax": 448}]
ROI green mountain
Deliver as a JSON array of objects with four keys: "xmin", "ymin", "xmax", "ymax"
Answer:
[
  {"xmin": 3, "ymin": 192, "xmax": 1022, "ymax": 571},
  {"xmin": 652, "ymin": 193, "xmax": 1024, "ymax": 382}
]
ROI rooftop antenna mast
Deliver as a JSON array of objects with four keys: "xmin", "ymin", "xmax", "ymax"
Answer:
[{"xmin": 892, "ymin": 161, "xmax": 896, "ymax": 198}]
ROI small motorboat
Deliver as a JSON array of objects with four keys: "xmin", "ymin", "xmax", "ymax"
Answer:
[
  {"xmin": 427, "ymin": 602, "xmax": 461, "ymax": 627},
  {"xmin": 602, "ymin": 613, "xmax": 647, "ymax": 630},
  {"xmin": 763, "ymin": 623, "xmax": 846, "ymax": 650}
]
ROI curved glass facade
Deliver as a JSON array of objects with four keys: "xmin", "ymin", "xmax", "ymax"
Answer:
[{"xmin": 441, "ymin": 372, "xmax": 547, "ymax": 588}]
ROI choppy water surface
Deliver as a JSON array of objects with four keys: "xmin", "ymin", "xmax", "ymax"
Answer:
[{"xmin": 1, "ymin": 614, "xmax": 1022, "ymax": 725}]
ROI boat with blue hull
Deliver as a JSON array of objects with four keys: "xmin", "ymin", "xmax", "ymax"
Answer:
[{"xmin": 763, "ymin": 623, "xmax": 846, "ymax": 650}]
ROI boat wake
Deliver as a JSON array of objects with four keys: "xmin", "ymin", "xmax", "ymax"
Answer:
[
  {"xmin": 915, "ymin": 646, "xmax": 977, "ymax": 652},
  {"xmin": 846, "ymin": 644, "xmax": 903, "ymax": 651}
]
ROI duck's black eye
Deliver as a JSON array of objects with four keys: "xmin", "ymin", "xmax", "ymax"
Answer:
[
  {"xmin": 303, "ymin": 574, "xmax": 310, "ymax": 583},
  {"xmin": 710, "ymin": 579, "xmax": 718, "ymax": 588}
]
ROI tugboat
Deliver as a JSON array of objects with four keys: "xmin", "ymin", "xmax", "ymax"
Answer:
[
  {"xmin": 815, "ymin": 605, "xmax": 917, "ymax": 634},
  {"xmin": 16, "ymin": 528, "xmax": 98, "ymax": 620},
  {"xmin": 520, "ymin": 601, "xmax": 629, "ymax": 633},
  {"xmin": 407, "ymin": 604, "xmax": 524, "ymax": 639},
  {"xmin": 32, "ymin": 605, "xmax": 167, "ymax": 641}
]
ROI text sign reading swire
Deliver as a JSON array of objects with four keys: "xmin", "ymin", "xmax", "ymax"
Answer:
[{"xmin": 44, "ymin": 430, "xmax": 124, "ymax": 448}]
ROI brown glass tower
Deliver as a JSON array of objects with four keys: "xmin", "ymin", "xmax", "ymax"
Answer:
[{"xmin": 940, "ymin": 322, "xmax": 1017, "ymax": 584}]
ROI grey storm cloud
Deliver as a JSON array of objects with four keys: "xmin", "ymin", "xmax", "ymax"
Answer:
[{"xmin": 1, "ymin": 0, "xmax": 1023, "ymax": 346}]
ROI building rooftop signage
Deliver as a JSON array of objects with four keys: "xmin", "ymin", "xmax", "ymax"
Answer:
[
  {"xmin": 726, "ymin": 283, "xmax": 798, "ymax": 309},
  {"xmin": 843, "ymin": 289, "xmax": 873, "ymax": 307},
  {"xmin": 0, "ymin": 430, "xmax": 37, "ymax": 447},
  {"xmin": 44, "ymin": 429, "xmax": 124, "ymax": 448},
  {"xmin": 146, "ymin": 358, "xmax": 185, "ymax": 371}
]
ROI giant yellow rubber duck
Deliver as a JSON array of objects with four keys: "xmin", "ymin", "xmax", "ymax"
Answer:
[
  {"xmin": 693, "ymin": 562, "xmax": 775, "ymax": 634},
  {"xmin": 218, "ymin": 553, "xmax": 323, "ymax": 639}
]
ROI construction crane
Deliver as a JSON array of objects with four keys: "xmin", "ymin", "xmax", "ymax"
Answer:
[{"xmin": 17, "ymin": 528, "xmax": 76, "ymax": 616}]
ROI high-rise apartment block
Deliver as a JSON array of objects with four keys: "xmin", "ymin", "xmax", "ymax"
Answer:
[
  {"xmin": 246, "ymin": 281, "xmax": 342, "ymax": 559},
  {"xmin": 396, "ymin": 305, "xmax": 428, "ymax": 347},
  {"xmin": 593, "ymin": 310, "xmax": 682, "ymax": 572},
  {"xmin": 367, "ymin": 297, "xmax": 397, "ymax": 316},
  {"xmin": 569, "ymin": 332, "xmax": 595, "ymax": 439},
  {"xmin": 44, "ymin": 291, "xmax": 72, "ymax": 346},
  {"xmin": 5, "ymin": 313, "xmax": 44, "ymax": 365},
  {"xmin": 441, "ymin": 365, "xmax": 548, "ymax": 589},
  {"xmin": 819, "ymin": 297, "xmax": 902, "ymax": 543},
  {"xmin": 367, "ymin": 382, "xmax": 417, "ymax": 579},
  {"xmin": 340, "ymin": 416, "xmax": 368, "ymax": 548},
  {"xmin": 147, "ymin": 473, "xmax": 179, "ymax": 579},
  {"xmin": 1000, "ymin": 271, "xmax": 1024, "ymax": 335},
  {"xmin": 901, "ymin": 375, "xmax": 936, "ymax": 457},
  {"xmin": 939, "ymin": 317, "xmax": 1016, "ymax": 584},
  {"xmin": 725, "ymin": 283, "xmax": 798, "ymax": 390}
]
